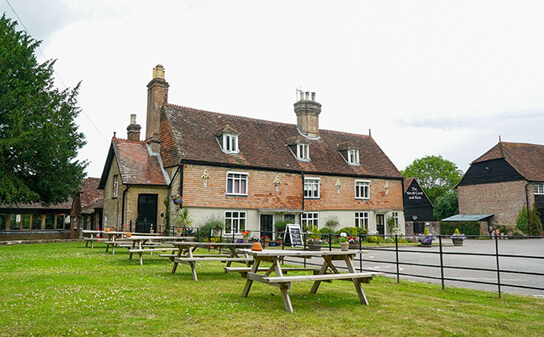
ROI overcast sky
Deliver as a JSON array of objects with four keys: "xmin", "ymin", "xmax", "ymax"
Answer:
[{"xmin": 3, "ymin": 0, "xmax": 544, "ymax": 178}]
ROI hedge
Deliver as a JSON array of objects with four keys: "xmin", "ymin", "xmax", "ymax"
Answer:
[{"xmin": 439, "ymin": 221, "xmax": 481, "ymax": 236}]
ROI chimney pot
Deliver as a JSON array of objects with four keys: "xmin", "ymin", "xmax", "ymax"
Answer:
[
  {"xmin": 294, "ymin": 90, "xmax": 322, "ymax": 138},
  {"xmin": 127, "ymin": 114, "xmax": 142, "ymax": 141}
]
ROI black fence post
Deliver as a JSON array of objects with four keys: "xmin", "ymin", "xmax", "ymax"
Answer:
[
  {"xmin": 329, "ymin": 233, "xmax": 332, "ymax": 251},
  {"xmin": 439, "ymin": 235, "xmax": 445, "ymax": 290},
  {"xmin": 395, "ymin": 235, "xmax": 400, "ymax": 283},
  {"xmin": 495, "ymin": 234, "xmax": 502, "ymax": 298}
]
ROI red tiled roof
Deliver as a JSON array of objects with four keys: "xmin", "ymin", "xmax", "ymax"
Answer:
[
  {"xmin": 80, "ymin": 178, "xmax": 103, "ymax": 209},
  {"xmin": 473, "ymin": 141, "xmax": 544, "ymax": 181},
  {"xmin": 113, "ymin": 139, "xmax": 167, "ymax": 186},
  {"xmin": 160, "ymin": 104, "xmax": 403, "ymax": 179},
  {"xmin": 403, "ymin": 177, "xmax": 415, "ymax": 193}
]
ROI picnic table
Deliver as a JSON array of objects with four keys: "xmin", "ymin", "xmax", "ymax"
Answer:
[
  {"xmin": 125, "ymin": 235, "xmax": 194, "ymax": 265},
  {"xmin": 234, "ymin": 249, "xmax": 383, "ymax": 313},
  {"xmin": 170, "ymin": 242, "xmax": 254, "ymax": 281},
  {"xmin": 81, "ymin": 230, "xmax": 105, "ymax": 248}
]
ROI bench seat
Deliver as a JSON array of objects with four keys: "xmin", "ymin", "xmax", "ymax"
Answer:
[
  {"xmin": 129, "ymin": 247, "xmax": 179, "ymax": 253},
  {"xmin": 248, "ymin": 272, "xmax": 380, "ymax": 285},
  {"xmin": 175, "ymin": 257, "xmax": 253, "ymax": 263},
  {"xmin": 225, "ymin": 267, "xmax": 321, "ymax": 274}
]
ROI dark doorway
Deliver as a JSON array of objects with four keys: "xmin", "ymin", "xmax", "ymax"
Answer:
[
  {"xmin": 413, "ymin": 222, "xmax": 425, "ymax": 234},
  {"xmin": 136, "ymin": 194, "xmax": 158, "ymax": 233},
  {"xmin": 376, "ymin": 214, "xmax": 385, "ymax": 235},
  {"xmin": 260, "ymin": 214, "xmax": 274, "ymax": 240}
]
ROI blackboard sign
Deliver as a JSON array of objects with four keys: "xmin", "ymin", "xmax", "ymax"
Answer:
[{"xmin": 284, "ymin": 224, "xmax": 303, "ymax": 246}]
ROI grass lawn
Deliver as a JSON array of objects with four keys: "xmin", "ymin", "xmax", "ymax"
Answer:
[{"xmin": 1, "ymin": 242, "xmax": 543, "ymax": 336}]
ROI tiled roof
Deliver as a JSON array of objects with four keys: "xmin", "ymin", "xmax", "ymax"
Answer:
[
  {"xmin": 403, "ymin": 178, "xmax": 415, "ymax": 193},
  {"xmin": 160, "ymin": 104, "xmax": 403, "ymax": 179},
  {"xmin": 80, "ymin": 178, "xmax": 103, "ymax": 209},
  {"xmin": 112, "ymin": 139, "xmax": 167, "ymax": 186},
  {"xmin": 0, "ymin": 200, "xmax": 73, "ymax": 211},
  {"xmin": 473, "ymin": 142, "xmax": 544, "ymax": 181}
]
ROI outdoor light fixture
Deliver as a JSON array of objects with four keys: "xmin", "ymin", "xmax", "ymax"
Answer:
[
  {"xmin": 335, "ymin": 179, "xmax": 342, "ymax": 194},
  {"xmin": 201, "ymin": 170, "xmax": 210, "ymax": 187},
  {"xmin": 273, "ymin": 175, "xmax": 281, "ymax": 192}
]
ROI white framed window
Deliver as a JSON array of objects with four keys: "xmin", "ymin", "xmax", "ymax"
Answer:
[
  {"xmin": 534, "ymin": 183, "xmax": 544, "ymax": 195},
  {"xmin": 355, "ymin": 211, "xmax": 369, "ymax": 229},
  {"xmin": 226, "ymin": 172, "xmax": 248, "ymax": 196},
  {"xmin": 113, "ymin": 175, "xmax": 119, "ymax": 198},
  {"xmin": 301, "ymin": 212, "xmax": 319, "ymax": 230},
  {"xmin": 304, "ymin": 177, "xmax": 320, "ymax": 199},
  {"xmin": 355, "ymin": 180, "xmax": 370, "ymax": 200},
  {"xmin": 225, "ymin": 211, "xmax": 246, "ymax": 234},
  {"xmin": 347, "ymin": 149, "xmax": 360, "ymax": 165},
  {"xmin": 390, "ymin": 211, "xmax": 399, "ymax": 225},
  {"xmin": 222, "ymin": 134, "xmax": 239, "ymax": 154},
  {"xmin": 297, "ymin": 143, "xmax": 310, "ymax": 161}
]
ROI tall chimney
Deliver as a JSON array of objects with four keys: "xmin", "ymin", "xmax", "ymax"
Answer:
[
  {"xmin": 146, "ymin": 64, "xmax": 169, "ymax": 153},
  {"xmin": 294, "ymin": 90, "xmax": 321, "ymax": 138},
  {"xmin": 127, "ymin": 114, "xmax": 141, "ymax": 141}
]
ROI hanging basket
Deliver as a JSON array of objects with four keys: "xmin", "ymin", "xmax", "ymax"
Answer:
[{"xmin": 171, "ymin": 195, "xmax": 183, "ymax": 205}]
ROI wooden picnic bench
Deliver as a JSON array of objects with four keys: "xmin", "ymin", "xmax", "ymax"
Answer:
[
  {"xmin": 124, "ymin": 236, "xmax": 194, "ymax": 265},
  {"xmin": 237, "ymin": 248, "xmax": 383, "ymax": 313},
  {"xmin": 170, "ymin": 242, "xmax": 254, "ymax": 281}
]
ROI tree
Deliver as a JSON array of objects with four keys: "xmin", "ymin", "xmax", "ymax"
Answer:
[
  {"xmin": 401, "ymin": 155, "xmax": 463, "ymax": 204},
  {"xmin": 433, "ymin": 190, "xmax": 459, "ymax": 221},
  {"xmin": 0, "ymin": 15, "xmax": 86, "ymax": 204}
]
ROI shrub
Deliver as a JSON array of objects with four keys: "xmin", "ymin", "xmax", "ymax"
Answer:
[
  {"xmin": 319, "ymin": 227, "xmax": 335, "ymax": 235},
  {"xmin": 338, "ymin": 226, "xmax": 358, "ymax": 235},
  {"xmin": 325, "ymin": 215, "xmax": 340, "ymax": 228},
  {"xmin": 440, "ymin": 221, "xmax": 480, "ymax": 236},
  {"xmin": 368, "ymin": 236, "xmax": 379, "ymax": 243}
]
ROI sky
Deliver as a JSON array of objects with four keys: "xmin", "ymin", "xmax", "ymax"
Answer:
[{"xmin": 3, "ymin": 0, "xmax": 544, "ymax": 178}]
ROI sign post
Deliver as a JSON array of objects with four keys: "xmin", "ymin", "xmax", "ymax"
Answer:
[{"xmin": 284, "ymin": 224, "xmax": 303, "ymax": 246}]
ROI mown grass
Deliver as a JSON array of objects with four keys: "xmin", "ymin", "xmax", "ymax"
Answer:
[{"xmin": 0, "ymin": 242, "xmax": 543, "ymax": 336}]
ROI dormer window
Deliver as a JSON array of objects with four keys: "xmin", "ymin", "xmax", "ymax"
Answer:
[
  {"xmin": 297, "ymin": 143, "xmax": 310, "ymax": 161},
  {"xmin": 222, "ymin": 134, "xmax": 238, "ymax": 153},
  {"xmin": 347, "ymin": 149, "xmax": 360, "ymax": 165},
  {"xmin": 216, "ymin": 125, "xmax": 240, "ymax": 154}
]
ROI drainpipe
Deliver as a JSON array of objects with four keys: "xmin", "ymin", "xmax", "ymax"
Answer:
[
  {"xmin": 301, "ymin": 172, "xmax": 305, "ymax": 212},
  {"xmin": 122, "ymin": 186, "xmax": 130, "ymax": 227}
]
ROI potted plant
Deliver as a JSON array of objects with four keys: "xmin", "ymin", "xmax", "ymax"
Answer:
[
  {"xmin": 451, "ymin": 228, "xmax": 466, "ymax": 246},
  {"xmin": 241, "ymin": 230, "xmax": 250, "ymax": 243},
  {"xmin": 340, "ymin": 233, "xmax": 349, "ymax": 251},
  {"xmin": 306, "ymin": 225, "xmax": 323, "ymax": 251},
  {"xmin": 419, "ymin": 227, "xmax": 434, "ymax": 247},
  {"xmin": 171, "ymin": 194, "xmax": 183, "ymax": 205},
  {"xmin": 347, "ymin": 235, "xmax": 360, "ymax": 249},
  {"xmin": 250, "ymin": 236, "xmax": 260, "ymax": 242},
  {"xmin": 261, "ymin": 235, "xmax": 270, "ymax": 247}
]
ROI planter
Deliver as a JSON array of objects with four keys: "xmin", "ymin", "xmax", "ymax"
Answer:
[
  {"xmin": 264, "ymin": 240, "xmax": 270, "ymax": 247},
  {"xmin": 420, "ymin": 242, "xmax": 432, "ymax": 247},
  {"xmin": 243, "ymin": 237, "xmax": 249, "ymax": 243},
  {"xmin": 348, "ymin": 242, "xmax": 359, "ymax": 250},
  {"xmin": 340, "ymin": 242, "xmax": 349, "ymax": 251},
  {"xmin": 307, "ymin": 242, "xmax": 322, "ymax": 251},
  {"xmin": 452, "ymin": 238, "xmax": 464, "ymax": 246}
]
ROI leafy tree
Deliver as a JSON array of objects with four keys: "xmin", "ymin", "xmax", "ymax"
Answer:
[
  {"xmin": 0, "ymin": 15, "xmax": 86, "ymax": 204},
  {"xmin": 401, "ymin": 155, "xmax": 463, "ymax": 204},
  {"xmin": 433, "ymin": 190, "xmax": 459, "ymax": 221}
]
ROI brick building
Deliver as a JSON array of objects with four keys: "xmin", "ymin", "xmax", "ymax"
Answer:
[
  {"xmin": 457, "ymin": 141, "xmax": 544, "ymax": 229},
  {"xmin": 98, "ymin": 65, "xmax": 405, "ymax": 239}
]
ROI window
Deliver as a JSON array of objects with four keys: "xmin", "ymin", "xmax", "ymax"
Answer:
[
  {"xmin": 391, "ymin": 211, "xmax": 399, "ymax": 225},
  {"xmin": 113, "ymin": 175, "xmax": 119, "ymax": 198},
  {"xmin": 222, "ymin": 134, "xmax": 239, "ymax": 153},
  {"xmin": 225, "ymin": 211, "xmax": 246, "ymax": 234},
  {"xmin": 534, "ymin": 183, "xmax": 544, "ymax": 195},
  {"xmin": 355, "ymin": 212, "xmax": 369, "ymax": 229},
  {"xmin": 347, "ymin": 149, "xmax": 360, "ymax": 165},
  {"xmin": 301, "ymin": 212, "xmax": 319, "ymax": 230},
  {"xmin": 355, "ymin": 180, "xmax": 370, "ymax": 200},
  {"xmin": 10, "ymin": 214, "xmax": 21, "ymax": 230},
  {"xmin": 304, "ymin": 178, "xmax": 320, "ymax": 198},
  {"xmin": 297, "ymin": 143, "xmax": 310, "ymax": 161},
  {"xmin": 226, "ymin": 172, "xmax": 248, "ymax": 195}
]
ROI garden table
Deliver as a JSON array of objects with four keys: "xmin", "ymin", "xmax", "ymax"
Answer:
[
  {"xmin": 81, "ymin": 229, "xmax": 104, "ymax": 248},
  {"xmin": 170, "ymin": 242, "xmax": 254, "ymax": 281},
  {"xmin": 125, "ymin": 236, "xmax": 194, "ymax": 265},
  {"xmin": 236, "ymin": 249, "xmax": 383, "ymax": 313}
]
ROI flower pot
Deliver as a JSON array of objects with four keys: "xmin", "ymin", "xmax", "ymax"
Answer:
[
  {"xmin": 420, "ymin": 242, "xmax": 432, "ymax": 247},
  {"xmin": 452, "ymin": 238, "xmax": 464, "ymax": 246},
  {"xmin": 307, "ymin": 242, "xmax": 322, "ymax": 251},
  {"xmin": 348, "ymin": 242, "xmax": 359, "ymax": 250},
  {"xmin": 340, "ymin": 242, "xmax": 349, "ymax": 251},
  {"xmin": 243, "ymin": 237, "xmax": 249, "ymax": 243}
]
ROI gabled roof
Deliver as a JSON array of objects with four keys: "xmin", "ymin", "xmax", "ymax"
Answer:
[
  {"xmin": 159, "ymin": 104, "xmax": 403, "ymax": 179},
  {"xmin": 79, "ymin": 178, "xmax": 103, "ymax": 210},
  {"xmin": 99, "ymin": 138, "xmax": 167, "ymax": 189},
  {"xmin": 473, "ymin": 141, "xmax": 544, "ymax": 182}
]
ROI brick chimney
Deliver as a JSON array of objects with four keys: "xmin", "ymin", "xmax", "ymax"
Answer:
[
  {"xmin": 127, "ymin": 114, "xmax": 141, "ymax": 141},
  {"xmin": 146, "ymin": 64, "xmax": 169, "ymax": 153},
  {"xmin": 294, "ymin": 90, "xmax": 321, "ymax": 138}
]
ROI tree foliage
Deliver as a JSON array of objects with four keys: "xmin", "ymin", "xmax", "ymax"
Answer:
[
  {"xmin": 401, "ymin": 155, "xmax": 463, "ymax": 204},
  {"xmin": 0, "ymin": 15, "xmax": 86, "ymax": 204},
  {"xmin": 433, "ymin": 190, "xmax": 459, "ymax": 221}
]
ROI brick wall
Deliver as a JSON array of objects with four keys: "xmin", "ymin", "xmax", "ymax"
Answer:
[{"xmin": 458, "ymin": 180, "xmax": 529, "ymax": 226}]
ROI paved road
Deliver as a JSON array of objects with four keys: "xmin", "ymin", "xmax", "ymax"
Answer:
[
  {"xmin": 284, "ymin": 239, "xmax": 544, "ymax": 297},
  {"xmin": 360, "ymin": 238, "xmax": 544, "ymax": 297}
]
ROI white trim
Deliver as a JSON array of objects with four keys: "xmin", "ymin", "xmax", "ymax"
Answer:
[
  {"xmin": 304, "ymin": 177, "xmax": 320, "ymax": 199},
  {"xmin": 354, "ymin": 180, "xmax": 370, "ymax": 200},
  {"xmin": 534, "ymin": 183, "xmax": 544, "ymax": 195},
  {"xmin": 226, "ymin": 171, "xmax": 249, "ymax": 196},
  {"xmin": 224, "ymin": 210, "xmax": 247, "ymax": 234}
]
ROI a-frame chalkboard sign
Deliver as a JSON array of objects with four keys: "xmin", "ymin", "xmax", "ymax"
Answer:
[{"xmin": 284, "ymin": 224, "xmax": 303, "ymax": 246}]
